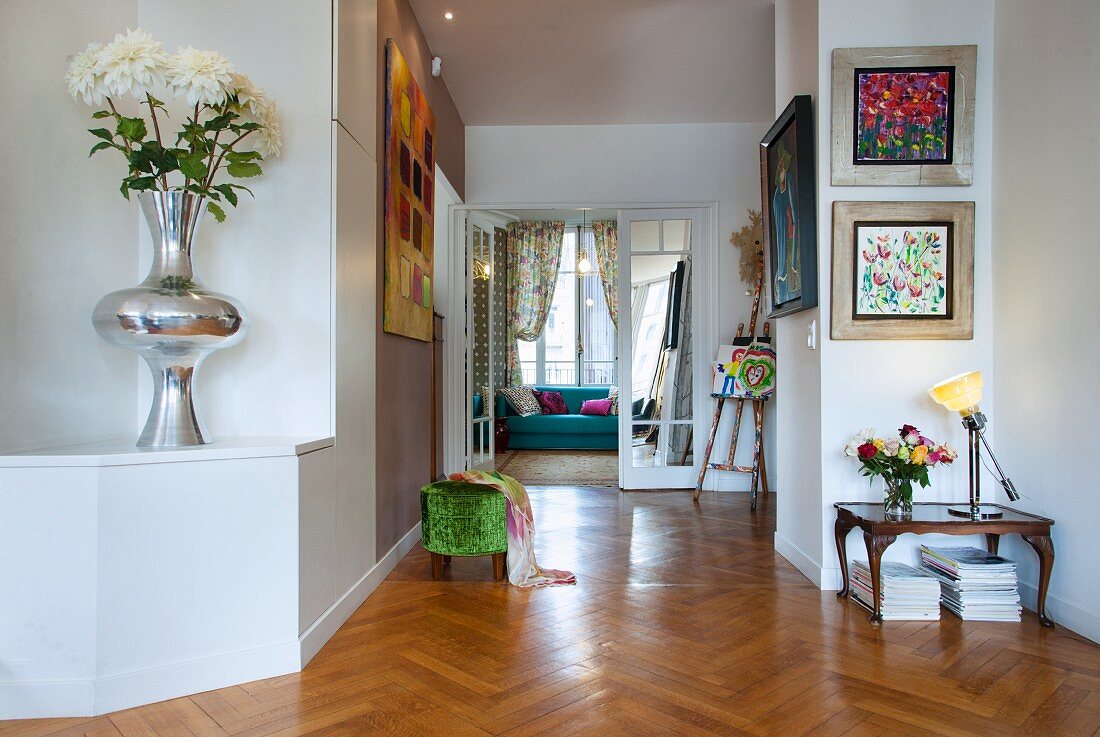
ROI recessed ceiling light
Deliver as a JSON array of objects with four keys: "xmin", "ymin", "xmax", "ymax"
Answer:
[{"xmin": 444, "ymin": 11, "xmax": 454, "ymax": 20}]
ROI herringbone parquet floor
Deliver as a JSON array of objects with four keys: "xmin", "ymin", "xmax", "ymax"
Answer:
[{"xmin": 5, "ymin": 488, "xmax": 1099, "ymax": 736}]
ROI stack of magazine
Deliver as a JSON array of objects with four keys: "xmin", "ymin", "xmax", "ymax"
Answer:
[
  {"xmin": 849, "ymin": 560, "xmax": 941, "ymax": 620},
  {"xmin": 919, "ymin": 545, "xmax": 1021, "ymax": 622}
]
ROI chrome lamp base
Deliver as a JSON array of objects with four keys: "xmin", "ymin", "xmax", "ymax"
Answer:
[{"xmin": 947, "ymin": 504, "xmax": 1003, "ymax": 520}]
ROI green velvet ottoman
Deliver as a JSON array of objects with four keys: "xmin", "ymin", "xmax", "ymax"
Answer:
[{"xmin": 420, "ymin": 480, "xmax": 508, "ymax": 580}]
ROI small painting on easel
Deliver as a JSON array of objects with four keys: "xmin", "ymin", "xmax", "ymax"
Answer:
[{"xmin": 711, "ymin": 339, "xmax": 776, "ymax": 399}]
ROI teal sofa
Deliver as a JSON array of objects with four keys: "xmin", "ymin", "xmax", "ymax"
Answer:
[{"xmin": 496, "ymin": 386, "xmax": 617, "ymax": 450}]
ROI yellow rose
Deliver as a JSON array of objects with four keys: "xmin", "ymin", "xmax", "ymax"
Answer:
[
  {"xmin": 910, "ymin": 445, "xmax": 929, "ymax": 465},
  {"xmin": 873, "ymin": 438, "xmax": 885, "ymax": 451}
]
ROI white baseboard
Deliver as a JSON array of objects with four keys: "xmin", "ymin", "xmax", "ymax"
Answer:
[
  {"xmin": 1017, "ymin": 580, "xmax": 1099, "ymax": 644},
  {"xmin": 299, "ymin": 522, "xmax": 422, "ymax": 665},
  {"xmin": 773, "ymin": 531, "xmax": 841, "ymax": 590},
  {"xmin": 0, "ymin": 680, "xmax": 93, "ymax": 720},
  {"xmin": 0, "ymin": 641, "xmax": 299, "ymax": 720}
]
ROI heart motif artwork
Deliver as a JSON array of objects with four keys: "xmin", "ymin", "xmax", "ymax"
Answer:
[{"xmin": 710, "ymin": 340, "xmax": 777, "ymax": 399}]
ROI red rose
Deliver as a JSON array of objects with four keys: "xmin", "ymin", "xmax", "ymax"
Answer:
[{"xmin": 857, "ymin": 442, "xmax": 878, "ymax": 460}]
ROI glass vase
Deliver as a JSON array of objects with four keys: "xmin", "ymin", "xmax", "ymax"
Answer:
[{"xmin": 883, "ymin": 479, "xmax": 913, "ymax": 520}]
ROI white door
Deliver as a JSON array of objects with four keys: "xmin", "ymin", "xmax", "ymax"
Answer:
[{"xmin": 617, "ymin": 209, "xmax": 706, "ymax": 489}]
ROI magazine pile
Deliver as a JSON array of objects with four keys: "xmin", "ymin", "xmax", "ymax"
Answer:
[
  {"xmin": 849, "ymin": 560, "xmax": 941, "ymax": 620},
  {"xmin": 920, "ymin": 545, "xmax": 1022, "ymax": 621}
]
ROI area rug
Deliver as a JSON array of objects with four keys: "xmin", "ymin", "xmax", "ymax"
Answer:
[{"xmin": 495, "ymin": 450, "xmax": 619, "ymax": 487}]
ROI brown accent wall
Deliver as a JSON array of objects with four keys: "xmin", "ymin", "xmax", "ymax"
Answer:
[{"xmin": 376, "ymin": 0, "xmax": 465, "ymax": 557}]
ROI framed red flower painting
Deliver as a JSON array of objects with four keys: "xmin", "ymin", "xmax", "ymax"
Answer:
[{"xmin": 831, "ymin": 46, "xmax": 976, "ymax": 186}]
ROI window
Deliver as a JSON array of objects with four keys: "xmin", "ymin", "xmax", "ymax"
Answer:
[{"xmin": 518, "ymin": 228, "xmax": 616, "ymax": 386}]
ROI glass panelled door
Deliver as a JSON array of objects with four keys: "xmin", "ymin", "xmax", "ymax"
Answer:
[
  {"xmin": 617, "ymin": 209, "xmax": 704, "ymax": 489},
  {"xmin": 467, "ymin": 216, "xmax": 495, "ymax": 470}
]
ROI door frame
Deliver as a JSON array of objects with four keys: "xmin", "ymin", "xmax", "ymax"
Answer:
[{"xmin": 447, "ymin": 202, "xmax": 719, "ymax": 487}]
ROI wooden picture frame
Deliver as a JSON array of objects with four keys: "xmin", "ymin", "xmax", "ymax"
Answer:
[
  {"xmin": 760, "ymin": 95, "xmax": 818, "ymax": 319},
  {"xmin": 831, "ymin": 201, "xmax": 974, "ymax": 340},
  {"xmin": 831, "ymin": 45, "xmax": 976, "ymax": 186}
]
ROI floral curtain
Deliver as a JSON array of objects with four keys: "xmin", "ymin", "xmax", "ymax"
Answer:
[
  {"xmin": 591, "ymin": 221, "xmax": 618, "ymax": 327},
  {"xmin": 506, "ymin": 221, "xmax": 565, "ymax": 385}
]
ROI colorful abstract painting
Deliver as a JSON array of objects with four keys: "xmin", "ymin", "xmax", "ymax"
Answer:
[
  {"xmin": 384, "ymin": 40, "xmax": 436, "ymax": 341},
  {"xmin": 854, "ymin": 67, "xmax": 954, "ymax": 164},
  {"xmin": 711, "ymin": 339, "xmax": 776, "ymax": 399},
  {"xmin": 854, "ymin": 224, "xmax": 950, "ymax": 317}
]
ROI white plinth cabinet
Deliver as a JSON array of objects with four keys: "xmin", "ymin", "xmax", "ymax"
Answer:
[{"xmin": 0, "ymin": 437, "xmax": 334, "ymax": 718}]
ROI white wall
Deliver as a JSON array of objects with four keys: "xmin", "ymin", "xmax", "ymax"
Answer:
[
  {"xmin": 815, "ymin": 0, "xmax": 996, "ymax": 587},
  {"xmin": 136, "ymin": 0, "xmax": 335, "ymax": 440},
  {"xmin": 992, "ymin": 0, "xmax": 1100, "ymax": 642},
  {"xmin": 466, "ymin": 122, "xmax": 775, "ymax": 490},
  {"xmin": 771, "ymin": 0, "xmax": 998, "ymax": 588},
  {"xmin": 771, "ymin": 0, "xmax": 824, "ymax": 581},
  {"xmin": 0, "ymin": 1, "xmax": 139, "ymax": 452}
]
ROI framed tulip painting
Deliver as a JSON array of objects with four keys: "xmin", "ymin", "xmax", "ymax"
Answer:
[
  {"xmin": 760, "ymin": 94, "xmax": 818, "ymax": 319},
  {"xmin": 384, "ymin": 39, "xmax": 436, "ymax": 342},
  {"xmin": 831, "ymin": 201, "xmax": 974, "ymax": 340},
  {"xmin": 831, "ymin": 45, "xmax": 976, "ymax": 186}
]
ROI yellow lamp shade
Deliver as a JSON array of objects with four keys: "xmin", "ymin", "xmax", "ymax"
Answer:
[{"xmin": 928, "ymin": 371, "xmax": 983, "ymax": 415}]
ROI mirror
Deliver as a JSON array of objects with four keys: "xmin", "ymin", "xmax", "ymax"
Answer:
[{"xmin": 629, "ymin": 252, "xmax": 693, "ymax": 467}]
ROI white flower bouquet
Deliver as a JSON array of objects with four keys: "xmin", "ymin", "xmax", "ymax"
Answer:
[{"xmin": 65, "ymin": 28, "xmax": 281, "ymax": 222}]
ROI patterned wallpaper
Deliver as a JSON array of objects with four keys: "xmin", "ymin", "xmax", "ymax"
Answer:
[{"xmin": 470, "ymin": 227, "xmax": 509, "ymax": 411}]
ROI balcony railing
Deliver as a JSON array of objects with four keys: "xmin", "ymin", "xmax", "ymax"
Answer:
[{"xmin": 519, "ymin": 360, "xmax": 616, "ymax": 387}]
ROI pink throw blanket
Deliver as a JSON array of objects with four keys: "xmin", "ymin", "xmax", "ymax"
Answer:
[{"xmin": 448, "ymin": 470, "xmax": 576, "ymax": 587}]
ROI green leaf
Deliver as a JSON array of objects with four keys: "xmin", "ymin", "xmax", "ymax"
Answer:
[
  {"xmin": 119, "ymin": 180, "xmax": 131, "ymax": 200},
  {"xmin": 213, "ymin": 183, "xmax": 239, "ymax": 207},
  {"xmin": 177, "ymin": 152, "xmax": 209, "ymax": 181},
  {"xmin": 231, "ymin": 121, "xmax": 262, "ymax": 133},
  {"xmin": 226, "ymin": 150, "xmax": 262, "ymax": 163},
  {"xmin": 92, "ymin": 110, "xmax": 113, "ymax": 119},
  {"xmin": 203, "ymin": 112, "xmax": 236, "ymax": 132},
  {"xmin": 88, "ymin": 128, "xmax": 114, "ymax": 142},
  {"xmin": 229, "ymin": 183, "xmax": 254, "ymax": 198},
  {"xmin": 116, "ymin": 116, "xmax": 147, "ymax": 143},
  {"xmin": 145, "ymin": 95, "xmax": 165, "ymax": 108},
  {"xmin": 126, "ymin": 176, "xmax": 158, "ymax": 191},
  {"xmin": 89, "ymin": 141, "xmax": 114, "ymax": 157},
  {"xmin": 226, "ymin": 161, "xmax": 263, "ymax": 178},
  {"xmin": 128, "ymin": 147, "xmax": 155, "ymax": 174},
  {"xmin": 207, "ymin": 202, "xmax": 226, "ymax": 223}
]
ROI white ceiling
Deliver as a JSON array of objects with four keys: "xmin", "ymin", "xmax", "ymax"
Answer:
[{"xmin": 408, "ymin": 0, "xmax": 776, "ymax": 126}]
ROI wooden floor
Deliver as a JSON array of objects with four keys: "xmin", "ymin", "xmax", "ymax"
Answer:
[{"xmin": 6, "ymin": 488, "xmax": 1099, "ymax": 736}]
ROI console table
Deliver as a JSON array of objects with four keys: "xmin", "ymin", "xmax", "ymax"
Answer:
[{"xmin": 833, "ymin": 502, "xmax": 1055, "ymax": 627}]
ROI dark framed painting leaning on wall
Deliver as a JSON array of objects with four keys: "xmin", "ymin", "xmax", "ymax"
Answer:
[{"xmin": 760, "ymin": 94, "xmax": 818, "ymax": 319}]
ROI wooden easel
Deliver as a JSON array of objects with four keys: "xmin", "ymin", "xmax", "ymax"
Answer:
[{"xmin": 694, "ymin": 262, "xmax": 771, "ymax": 510}]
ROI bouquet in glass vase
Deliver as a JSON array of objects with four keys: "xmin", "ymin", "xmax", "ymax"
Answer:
[{"xmin": 844, "ymin": 425, "xmax": 958, "ymax": 518}]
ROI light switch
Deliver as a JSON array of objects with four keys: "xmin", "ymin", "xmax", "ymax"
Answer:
[{"xmin": 807, "ymin": 319, "xmax": 817, "ymax": 350}]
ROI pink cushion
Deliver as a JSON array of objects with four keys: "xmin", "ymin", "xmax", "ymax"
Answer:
[
  {"xmin": 579, "ymin": 398, "xmax": 614, "ymax": 416},
  {"xmin": 534, "ymin": 390, "xmax": 569, "ymax": 415}
]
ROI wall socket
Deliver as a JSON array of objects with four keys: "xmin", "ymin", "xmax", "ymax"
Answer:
[{"xmin": 807, "ymin": 319, "xmax": 817, "ymax": 350}]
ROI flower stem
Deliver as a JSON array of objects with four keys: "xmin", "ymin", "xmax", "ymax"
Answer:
[
  {"xmin": 203, "ymin": 128, "xmax": 256, "ymax": 190},
  {"xmin": 145, "ymin": 94, "xmax": 168, "ymax": 191}
]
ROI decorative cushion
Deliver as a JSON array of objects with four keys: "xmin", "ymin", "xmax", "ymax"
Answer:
[
  {"xmin": 606, "ymin": 386, "xmax": 620, "ymax": 415},
  {"xmin": 534, "ymin": 390, "xmax": 569, "ymax": 415},
  {"xmin": 580, "ymin": 398, "xmax": 614, "ymax": 416},
  {"xmin": 500, "ymin": 385, "xmax": 541, "ymax": 417}
]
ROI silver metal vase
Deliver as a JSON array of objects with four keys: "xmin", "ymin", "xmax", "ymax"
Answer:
[{"xmin": 93, "ymin": 191, "xmax": 248, "ymax": 447}]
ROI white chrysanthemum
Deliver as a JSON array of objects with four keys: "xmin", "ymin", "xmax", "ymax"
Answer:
[
  {"xmin": 98, "ymin": 28, "xmax": 167, "ymax": 98},
  {"xmin": 254, "ymin": 99, "xmax": 282, "ymax": 158},
  {"xmin": 166, "ymin": 46, "xmax": 234, "ymax": 106},
  {"xmin": 227, "ymin": 72, "xmax": 269, "ymax": 115},
  {"xmin": 65, "ymin": 42, "xmax": 107, "ymax": 105}
]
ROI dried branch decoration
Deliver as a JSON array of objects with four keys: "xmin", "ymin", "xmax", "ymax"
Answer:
[{"xmin": 730, "ymin": 209, "xmax": 763, "ymax": 286}]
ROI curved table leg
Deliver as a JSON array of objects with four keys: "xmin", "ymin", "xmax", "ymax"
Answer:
[
  {"xmin": 863, "ymin": 531, "xmax": 897, "ymax": 625},
  {"xmin": 985, "ymin": 534, "xmax": 1000, "ymax": 555},
  {"xmin": 1023, "ymin": 534, "xmax": 1056, "ymax": 628},
  {"xmin": 834, "ymin": 517, "xmax": 855, "ymax": 600}
]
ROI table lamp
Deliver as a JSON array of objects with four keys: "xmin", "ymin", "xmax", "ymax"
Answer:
[{"xmin": 928, "ymin": 371, "xmax": 1021, "ymax": 519}]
